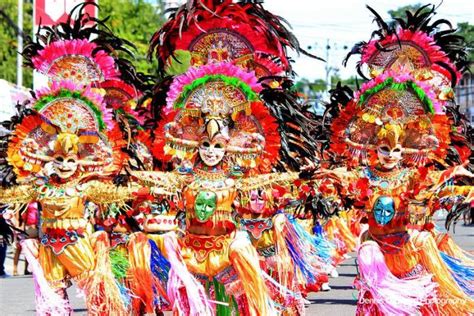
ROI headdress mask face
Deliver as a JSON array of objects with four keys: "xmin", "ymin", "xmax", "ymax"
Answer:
[
  {"xmin": 249, "ymin": 189, "xmax": 268, "ymax": 214},
  {"xmin": 51, "ymin": 133, "xmax": 80, "ymax": 179},
  {"xmin": 376, "ymin": 142, "xmax": 403, "ymax": 170},
  {"xmin": 198, "ymin": 134, "xmax": 228, "ymax": 167},
  {"xmin": 376, "ymin": 123, "xmax": 404, "ymax": 169}
]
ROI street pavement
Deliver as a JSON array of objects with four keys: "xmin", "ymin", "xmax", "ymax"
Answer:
[{"xmin": 1, "ymin": 219, "xmax": 472, "ymax": 315}]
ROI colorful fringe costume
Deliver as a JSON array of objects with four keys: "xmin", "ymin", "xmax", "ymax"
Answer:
[
  {"xmin": 0, "ymin": 4, "xmax": 145, "ymax": 314},
  {"xmin": 316, "ymin": 5, "xmax": 474, "ymax": 314},
  {"xmin": 142, "ymin": 0, "xmax": 325, "ymax": 314}
]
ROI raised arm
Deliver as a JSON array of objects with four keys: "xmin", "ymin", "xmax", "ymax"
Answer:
[
  {"xmin": 425, "ymin": 164, "xmax": 473, "ymax": 189},
  {"xmin": 0, "ymin": 185, "xmax": 36, "ymax": 206},
  {"xmin": 84, "ymin": 180, "xmax": 141, "ymax": 205},
  {"xmin": 129, "ymin": 171, "xmax": 188, "ymax": 195}
]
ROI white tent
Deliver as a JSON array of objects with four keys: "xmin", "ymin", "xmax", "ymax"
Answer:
[{"xmin": 0, "ymin": 79, "xmax": 29, "ymax": 122}]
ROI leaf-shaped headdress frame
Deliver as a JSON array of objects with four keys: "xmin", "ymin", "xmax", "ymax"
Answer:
[
  {"xmin": 159, "ymin": 62, "xmax": 285, "ymax": 169},
  {"xmin": 33, "ymin": 80, "xmax": 114, "ymax": 133}
]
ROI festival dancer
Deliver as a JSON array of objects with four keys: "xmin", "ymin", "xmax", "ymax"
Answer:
[
  {"xmin": 317, "ymin": 70, "xmax": 474, "ymax": 314},
  {"xmin": 0, "ymin": 4, "xmax": 157, "ymax": 314},
  {"xmin": 0, "ymin": 80, "xmax": 134, "ymax": 315},
  {"xmin": 344, "ymin": 3, "xmax": 474, "ymax": 291},
  {"xmin": 131, "ymin": 61, "xmax": 305, "ymax": 315},
  {"xmin": 147, "ymin": 2, "xmax": 334, "ymax": 311}
]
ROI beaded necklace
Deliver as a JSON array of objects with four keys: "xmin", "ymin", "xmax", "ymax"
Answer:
[{"xmin": 364, "ymin": 166, "xmax": 409, "ymax": 189}]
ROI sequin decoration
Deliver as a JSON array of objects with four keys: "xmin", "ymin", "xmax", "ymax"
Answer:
[
  {"xmin": 39, "ymin": 98, "xmax": 100, "ymax": 133},
  {"xmin": 186, "ymin": 81, "xmax": 248, "ymax": 116},
  {"xmin": 48, "ymin": 55, "xmax": 103, "ymax": 85},
  {"xmin": 189, "ymin": 29, "xmax": 254, "ymax": 66}
]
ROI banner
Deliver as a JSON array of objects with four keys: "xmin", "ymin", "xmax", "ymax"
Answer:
[
  {"xmin": 34, "ymin": 0, "xmax": 97, "ymax": 27},
  {"xmin": 0, "ymin": 80, "xmax": 30, "ymax": 121}
]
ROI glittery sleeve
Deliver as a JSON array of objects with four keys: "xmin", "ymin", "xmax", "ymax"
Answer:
[
  {"xmin": 435, "ymin": 185, "xmax": 473, "ymax": 202},
  {"xmin": 84, "ymin": 180, "xmax": 141, "ymax": 205},
  {"xmin": 129, "ymin": 171, "xmax": 187, "ymax": 195},
  {"xmin": 332, "ymin": 167, "xmax": 360, "ymax": 184},
  {"xmin": 423, "ymin": 166, "xmax": 466, "ymax": 188},
  {"xmin": 236, "ymin": 172, "xmax": 299, "ymax": 192},
  {"xmin": 0, "ymin": 185, "xmax": 36, "ymax": 205}
]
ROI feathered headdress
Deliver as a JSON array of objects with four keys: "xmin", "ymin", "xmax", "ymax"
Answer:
[
  {"xmin": 149, "ymin": 1, "xmax": 323, "ymax": 173},
  {"xmin": 7, "ymin": 81, "xmax": 125, "ymax": 179},
  {"xmin": 329, "ymin": 72, "xmax": 451, "ymax": 167},
  {"xmin": 23, "ymin": 2, "xmax": 135, "ymax": 86},
  {"xmin": 343, "ymin": 4, "xmax": 471, "ymax": 167},
  {"xmin": 345, "ymin": 4, "xmax": 468, "ymax": 88},
  {"xmin": 149, "ymin": 0, "xmax": 318, "ymax": 77}
]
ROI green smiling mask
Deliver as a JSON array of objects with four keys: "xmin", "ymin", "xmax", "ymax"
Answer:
[{"xmin": 194, "ymin": 191, "xmax": 217, "ymax": 222}]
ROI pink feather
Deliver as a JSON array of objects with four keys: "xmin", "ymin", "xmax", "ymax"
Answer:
[
  {"xmin": 355, "ymin": 241, "xmax": 437, "ymax": 316},
  {"xmin": 163, "ymin": 234, "xmax": 213, "ymax": 315},
  {"xmin": 166, "ymin": 62, "xmax": 261, "ymax": 110},
  {"xmin": 20, "ymin": 239, "xmax": 71, "ymax": 316}
]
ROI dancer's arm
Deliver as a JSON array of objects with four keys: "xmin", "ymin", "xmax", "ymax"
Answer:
[
  {"xmin": 0, "ymin": 185, "xmax": 36, "ymax": 206},
  {"xmin": 85, "ymin": 180, "xmax": 142, "ymax": 205},
  {"xmin": 129, "ymin": 171, "xmax": 187, "ymax": 195},
  {"xmin": 236, "ymin": 171, "xmax": 299, "ymax": 192}
]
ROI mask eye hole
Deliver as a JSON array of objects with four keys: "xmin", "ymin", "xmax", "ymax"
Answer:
[
  {"xmin": 393, "ymin": 148, "xmax": 401, "ymax": 153},
  {"xmin": 379, "ymin": 145, "xmax": 390, "ymax": 153},
  {"xmin": 202, "ymin": 141, "xmax": 210, "ymax": 148},
  {"xmin": 67, "ymin": 158, "xmax": 75, "ymax": 163},
  {"xmin": 214, "ymin": 143, "xmax": 223, "ymax": 149},
  {"xmin": 55, "ymin": 156, "xmax": 64, "ymax": 162}
]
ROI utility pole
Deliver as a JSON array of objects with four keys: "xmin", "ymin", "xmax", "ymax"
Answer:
[
  {"xmin": 17, "ymin": 0, "xmax": 23, "ymax": 87},
  {"xmin": 325, "ymin": 39, "xmax": 331, "ymax": 92}
]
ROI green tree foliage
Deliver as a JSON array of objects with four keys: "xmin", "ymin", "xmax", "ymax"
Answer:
[
  {"xmin": 295, "ymin": 76, "xmax": 359, "ymax": 96},
  {"xmin": 294, "ymin": 78, "xmax": 326, "ymax": 93},
  {"xmin": 388, "ymin": 4, "xmax": 426, "ymax": 20},
  {"xmin": 0, "ymin": 0, "xmax": 33, "ymax": 88},
  {"xmin": 99, "ymin": 0, "xmax": 166, "ymax": 76},
  {"xmin": 0, "ymin": 0, "xmax": 165, "ymax": 88},
  {"xmin": 456, "ymin": 22, "xmax": 474, "ymax": 64}
]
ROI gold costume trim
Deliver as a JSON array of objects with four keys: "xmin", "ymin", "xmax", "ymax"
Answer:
[{"xmin": 236, "ymin": 172, "xmax": 299, "ymax": 192}]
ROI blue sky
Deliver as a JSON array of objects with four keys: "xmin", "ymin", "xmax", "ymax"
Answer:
[
  {"xmin": 264, "ymin": 0, "xmax": 473, "ymax": 80},
  {"xmin": 151, "ymin": 1, "xmax": 472, "ymax": 80}
]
